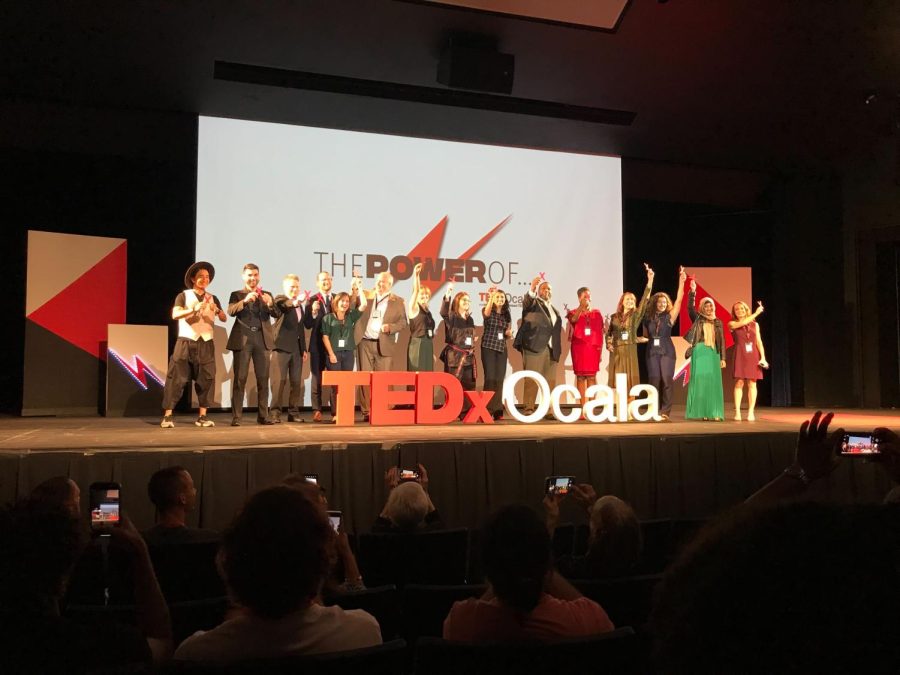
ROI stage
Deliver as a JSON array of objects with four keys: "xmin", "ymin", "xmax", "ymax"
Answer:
[{"xmin": 0, "ymin": 407, "xmax": 895, "ymax": 534}]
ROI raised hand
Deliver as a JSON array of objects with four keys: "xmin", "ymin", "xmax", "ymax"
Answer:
[
  {"xmin": 384, "ymin": 467, "xmax": 400, "ymax": 491},
  {"xmin": 679, "ymin": 266, "xmax": 687, "ymax": 284},
  {"xmin": 756, "ymin": 301, "xmax": 765, "ymax": 315},
  {"xmin": 570, "ymin": 483, "xmax": 598, "ymax": 512},
  {"xmin": 795, "ymin": 411, "xmax": 843, "ymax": 480},
  {"xmin": 645, "ymin": 263, "xmax": 655, "ymax": 283},
  {"xmin": 413, "ymin": 262, "xmax": 423, "ymax": 277},
  {"xmin": 690, "ymin": 279, "xmax": 697, "ymax": 293}
]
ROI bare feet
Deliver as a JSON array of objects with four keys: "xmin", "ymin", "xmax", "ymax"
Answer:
[
  {"xmin": 747, "ymin": 411, "xmax": 756, "ymax": 422},
  {"xmin": 734, "ymin": 412, "xmax": 742, "ymax": 422}
]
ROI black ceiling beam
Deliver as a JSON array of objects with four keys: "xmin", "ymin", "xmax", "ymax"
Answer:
[{"xmin": 214, "ymin": 60, "xmax": 636, "ymax": 126}]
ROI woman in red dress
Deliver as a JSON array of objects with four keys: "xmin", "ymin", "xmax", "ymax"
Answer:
[
  {"xmin": 567, "ymin": 287, "xmax": 605, "ymax": 415},
  {"xmin": 728, "ymin": 300, "xmax": 769, "ymax": 421}
]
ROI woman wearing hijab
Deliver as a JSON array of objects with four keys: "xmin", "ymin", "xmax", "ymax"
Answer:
[{"xmin": 684, "ymin": 278, "xmax": 726, "ymax": 420}]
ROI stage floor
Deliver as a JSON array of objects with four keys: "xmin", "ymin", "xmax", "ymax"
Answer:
[{"xmin": 3, "ymin": 407, "xmax": 899, "ymax": 454}]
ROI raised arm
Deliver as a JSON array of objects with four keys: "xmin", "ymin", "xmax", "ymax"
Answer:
[
  {"xmin": 440, "ymin": 281, "xmax": 454, "ymax": 320},
  {"xmin": 729, "ymin": 301, "xmax": 764, "ymax": 330},
  {"xmin": 482, "ymin": 286, "xmax": 496, "ymax": 319},
  {"xmin": 687, "ymin": 279, "xmax": 698, "ymax": 321},
  {"xmin": 669, "ymin": 266, "xmax": 687, "ymax": 322},
  {"xmin": 634, "ymin": 263, "xmax": 655, "ymax": 323},
  {"xmin": 408, "ymin": 263, "xmax": 422, "ymax": 319}
]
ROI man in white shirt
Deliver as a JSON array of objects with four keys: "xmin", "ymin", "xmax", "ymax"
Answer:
[
  {"xmin": 160, "ymin": 262, "xmax": 226, "ymax": 428},
  {"xmin": 354, "ymin": 272, "xmax": 408, "ymax": 421}
]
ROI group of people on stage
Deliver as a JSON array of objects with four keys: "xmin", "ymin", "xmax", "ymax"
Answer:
[{"xmin": 159, "ymin": 260, "xmax": 768, "ymax": 427}]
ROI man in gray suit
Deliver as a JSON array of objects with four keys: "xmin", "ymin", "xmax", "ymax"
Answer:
[
  {"xmin": 354, "ymin": 271, "xmax": 408, "ymax": 421},
  {"xmin": 227, "ymin": 263, "xmax": 277, "ymax": 426}
]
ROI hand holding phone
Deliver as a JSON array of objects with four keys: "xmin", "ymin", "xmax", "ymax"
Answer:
[
  {"xmin": 840, "ymin": 432, "xmax": 881, "ymax": 456},
  {"xmin": 89, "ymin": 482, "xmax": 121, "ymax": 532},
  {"xmin": 327, "ymin": 510, "xmax": 342, "ymax": 534},
  {"xmin": 399, "ymin": 468, "xmax": 420, "ymax": 482},
  {"xmin": 544, "ymin": 476, "xmax": 574, "ymax": 497}
]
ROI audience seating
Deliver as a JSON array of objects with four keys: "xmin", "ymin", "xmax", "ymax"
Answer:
[
  {"xmin": 400, "ymin": 583, "xmax": 488, "ymax": 643},
  {"xmin": 149, "ymin": 542, "xmax": 225, "ymax": 602},
  {"xmin": 633, "ymin": 518, "xmax": 672, "ymax": 574},
  {"xmin": 669, "ymin": 517, "xmax": 708, "ymax": 559},
  {"xmin": 326, "ymin": 584, "xmax": 400, "ymax": 641},
  {"xmin": 357, "ymin": 528, "xmax": 469, "ymax": 587},
  {"xmin": 65, "ymin": 596, "xmax": 229, "ymax": 646},
  {"xmin": 413, "ymin": 628, "xmax": 640, "ymax": 675},
  {"xmin": 158, "ymin": 638, "xmax": 407, "ymax": 675},
  {"xmin": 551, "ymin": 523, "xmax": 575, "ymax": 557},
  {"xmin": 573, "ymin": 573, "xmax": 663, "ymax": 630}
]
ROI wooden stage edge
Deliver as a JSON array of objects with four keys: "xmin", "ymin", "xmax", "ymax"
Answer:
[{"xmin": 2, "ymin": 407, "xmax": 899, "ymax": 454}]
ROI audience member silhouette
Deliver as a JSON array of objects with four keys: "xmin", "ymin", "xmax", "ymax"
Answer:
[
  {"xmin": 545, "ymin": 487, "xmax": 642, "ymax": 579},
  {"xmin": 373, "ymin": 464, "xmax": 443, "ymax": 532},
  {"xmin": 174, "ymin": 486, "xmax": 381, "ymax": 662},
  {"xmin": 143, "ymin": 466, "xmax": 218, "ymax": 546},
  {"xmin": 0, "ymin": 499, "xmax": 171, "ymax": 673},
  {"xmin": 443, "ymin": 504, "xmax": 614, "ymax": 642}
]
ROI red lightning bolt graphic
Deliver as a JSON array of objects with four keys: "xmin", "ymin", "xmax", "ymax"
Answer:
[
  {"xmin": 405, "ymin": 215, "xmax": 512, "ymax": 296},
  {"xmin": 108, "ymin": 349, "xmax": 165, "ymax": 390}
]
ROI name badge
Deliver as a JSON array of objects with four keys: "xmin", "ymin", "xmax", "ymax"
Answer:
[
  {"xmin": 371, "ymin": 310, "xmax": 381, "ymax": 320},
  {"xmin": 620, "ymin": 331, "xmax": 629, "ymax": 341},
  {"xmin": 653, "ymin": 338, "xmax": 660, "ymax": 347},
  {"xmin": 745, "ymin": 342, "xmax": 753, "ymax": 353},
  {"xmin": 464, "ymin": 336, "xmax": 473, "ymax": 346},
  {"xmin": 427, "ymin": 329, "xmax": 433, "ymax": 338},
  {"xmin": 338, "ymin": 339, "xmax": 346, "ymax": 348},
  {"xmin": 497, "ymin": 332, "xmax": 504, "ymax": 341},
  {"xmin": 584, "ymin": 327, "xmax": 592, "ymax": 336}
]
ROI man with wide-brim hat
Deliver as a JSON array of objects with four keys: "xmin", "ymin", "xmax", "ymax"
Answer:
[{"xmin": 160, "ymin": 261, "xmax": 226, "ymax": 428}]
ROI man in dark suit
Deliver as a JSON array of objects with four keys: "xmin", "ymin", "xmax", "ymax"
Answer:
[
  {"xmin": 354, "ymin": 271, "xmax": 409, "ymax": 421},
  {"xmin": 305, "ymin": 271, "xmax": 333, "ymax": 423},
  {"xmin": 226, "ymin": 263, "xmax": 277, "ymax": 426},
  {"xmin": 514, "ymin": 275, "xmax": 563, "ymax": 415},
  {"xmin": 270, "ymin": 274, "xmax": 308, "ymax": 423}
]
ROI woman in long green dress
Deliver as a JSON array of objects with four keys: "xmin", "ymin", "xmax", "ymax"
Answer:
[
  {"xmin": 606, "ymin": 263, "xmax": 654, "ymax": 389},
  {"xmin": 684, "ymin": 279, "xmax": 726, "ymax": 420}
]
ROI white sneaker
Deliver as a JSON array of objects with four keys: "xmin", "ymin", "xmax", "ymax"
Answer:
[
  {"xmin": 160, "ymin": 415, "xmax": 175, "ymax": 428},
  {"xmin": 195, "ymin": 415, "xmax": 215, "ymax": 427}
]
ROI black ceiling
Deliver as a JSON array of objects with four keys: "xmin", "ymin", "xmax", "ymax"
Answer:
[{"xmin": 2, "ymin": 0, "xmax": 898, "ymax": 171}]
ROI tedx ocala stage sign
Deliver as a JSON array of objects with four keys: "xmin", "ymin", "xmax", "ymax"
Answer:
[{"xmin": 321, "ymin": 371, "xmax": 662, "ymax": 426}]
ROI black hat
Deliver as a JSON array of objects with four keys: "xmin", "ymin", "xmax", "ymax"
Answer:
[{"xmin": 185, "ymin": 261, "xmax": 215, "ymax": 289}]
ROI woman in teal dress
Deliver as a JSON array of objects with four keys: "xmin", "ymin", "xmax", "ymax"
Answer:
[{"xmin": 684, "ymin": 278, "xmax": 726, "ymax": 420}]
